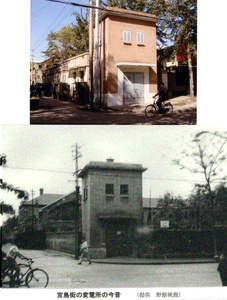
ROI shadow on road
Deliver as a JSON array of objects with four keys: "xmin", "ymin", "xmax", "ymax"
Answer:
[{"xmin": 30, "ymin": 98, "xmax": 196, "ymax": 125}]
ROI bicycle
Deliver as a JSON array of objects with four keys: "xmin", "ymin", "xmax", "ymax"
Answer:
[
  {"xmin": 1, "ymin": 258, "xmax": 49, "ymax": 288},
  {"xmin": 145, "ymin": 96, "xmax": 173, "ymax": 118}
]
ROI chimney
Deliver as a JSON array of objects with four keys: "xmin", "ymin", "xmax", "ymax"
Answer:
[
  {"xmin": 106, "ymin": 158, "xmax": 114, "ymax": 163},
  {"xmin": 40, "ymin": 188, "xmax": 44, "ymax": 195}
]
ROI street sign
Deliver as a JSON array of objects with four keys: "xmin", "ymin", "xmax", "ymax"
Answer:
[{"xmin": 160, "ymin": 220, "xmax": 169, "ymax": 228}]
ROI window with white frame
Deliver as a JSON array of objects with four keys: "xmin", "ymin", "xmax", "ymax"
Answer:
[
  {"xmin": 136, "ymin": 32, "xmax": 145, "ymax": 45},
  {"xmin": 123, "ymin": 30, "xmax": 131, "ymax": 44}
]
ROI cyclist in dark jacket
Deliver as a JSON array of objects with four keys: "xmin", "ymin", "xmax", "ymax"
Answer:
[{"xmin": 153, "ymin": 82, "xmax": 169, "ymax": 112}]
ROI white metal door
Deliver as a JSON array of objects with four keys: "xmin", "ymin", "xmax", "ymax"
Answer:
[{"xmin": 123, "ymin": 72, "xmax": 144, "ymax": 104}]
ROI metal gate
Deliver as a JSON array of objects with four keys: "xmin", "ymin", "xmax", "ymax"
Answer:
[
  {"xmin": 123, "ymin": 72, "xmax": 144, "ymax": 104},
  {"xmin": 105, "ymin": 221, "xmax": 132, "ymax": 257}
]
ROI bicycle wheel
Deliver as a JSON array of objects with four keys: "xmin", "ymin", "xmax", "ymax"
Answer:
[
  {"xmin": 145, "ymin": 104, "xmax": 156, "ymax": 118},
  {"xmin": 25, "ymin": 268, "xmax": 49, "ymax": 288},
  {"xmin": 163, "ymin": 102, "xmax": 173, "ymax": 114}
]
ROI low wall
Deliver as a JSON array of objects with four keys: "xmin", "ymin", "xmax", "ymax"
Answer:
[
  {"xmin": 89, "ymin": 247, "xmax": 107, "ymax": 259},
  {"xmin": 45, "ymin": 232, "xmax": 76, "ymax": 255}
]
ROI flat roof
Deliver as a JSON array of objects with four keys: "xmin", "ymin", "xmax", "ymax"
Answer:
[
  {"xmin": 79, "ymin": 160, "xmax": 147, "ymax": 178},
  {"xmin": 100, "ymin": 6, "xmax": 160, "ymax": 23}
]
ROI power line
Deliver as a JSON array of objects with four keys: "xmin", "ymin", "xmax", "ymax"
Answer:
[
  {"xmin": 143, "ymin": 176, "xmax": 226, "ymax": 183},
  {"xmin": 4, "ymin": 165, "xmax": 73, "ymax": 175},
  {"xmin": 47, "ymin": 0, "xmax": 105, "ymax": 10},
  {"xmin": 31, "ymin": 3, "xmax": 74, "ymax": 50},
  {"xmin": 31, "ymin": 3, "xmax": 60, "ymax": 19}
]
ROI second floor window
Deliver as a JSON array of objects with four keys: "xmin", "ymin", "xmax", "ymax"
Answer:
[
  {"xmin": 106, "ymin": 184, "xmax": 114, "ymax": 195},
  {"xmin": 123, "ymin": 30, "xmax": 131, "ymax": 44},
  {"xmin": 136, "ymin": 32, "xmax": 145, "ymax": 45},
  {"xmin": 106, "ymin": 183, "xmax": 114, "ymax": 202},
  {"xmin": 120, "ymin": 184, "xmax": 128, "ymax": 195}
]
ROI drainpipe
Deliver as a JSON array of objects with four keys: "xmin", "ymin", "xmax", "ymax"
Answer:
[{"xmin": 93, "ymin": 0, "xmax": 100, "ymax": 110}]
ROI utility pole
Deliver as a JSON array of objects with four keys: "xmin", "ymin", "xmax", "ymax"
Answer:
[
  {"xmin": 30, "ymin": 189, "xmax": 35, "ymax": 232},
  {"xmin": 72, "ymin": 143, "xmax": 82, "ymax": 259},
  {"xmin": 93, "ymin": 0, "xmax": 100, "ymax": 110},
  {"xmin": 30, "ymin": 49, "xmax": 34, "ymax": 83},
  {"xmin": 89, "ymin": 0, "xmax": 94, "ymax": 108}
]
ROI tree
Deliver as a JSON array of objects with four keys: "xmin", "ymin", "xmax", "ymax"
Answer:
[
  {"xmin": 0, "ymin": 202, "xmax": 15, "ymax": 215},
  {"xmin": 173, "ymin": 130, "xmax": 227, "ymax": 256},
  {"xmin": 153, "ymin": 193, "xmax": 188, "ymax": 229},
  {"xmin": 0, "ymin": 180, "xmax": 29, "ymax": 200},
  {"xmin": 0, "ymin": 154, "xmax": 29, "ymax": 201},
  {"xmin": 188, "ymin": 183, "xmax": 227, "ymax": 230},
  {"xmin": 102, "ymin": 0, "xmax": 147, "ymax": 11},
  {"xmin": 164, "ymin": 0, "xmax": 197, "ymax": 100},
  {"xmin": 42, "ymin": 13, "xmax": 89, "ymax": 62},
  {"xmin": 2, "ymin": 215, "xmax": 19, "ymax": 240}
]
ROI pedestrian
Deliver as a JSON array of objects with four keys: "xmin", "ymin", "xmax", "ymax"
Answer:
[
  {"xmin": 217, "ymin": 251, "xmax": 227, "ymax": 286},
  {"xmin": 153, "ymin": 82, "xmax": 169, "ymax": 113},
  {"xmin": 78, "ymin": 238, "xmax": 92, "ymax": 265}
]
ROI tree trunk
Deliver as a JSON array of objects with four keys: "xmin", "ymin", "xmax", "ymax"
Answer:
[{"xmin": 187, "ymin": 43, "xmax": 194, "ymax": 100}]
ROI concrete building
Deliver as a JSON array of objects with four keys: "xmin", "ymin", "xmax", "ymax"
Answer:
[
  {"xmin": 30, "ymin": 62, "xmax": 43, "ymax": 84},
  {"xmin": 78, "ymin": 158, "xmax": 147, "ymax": 258},
  {"xmin": 98, "ymin": 7, "xmax": 159, "ymax": 107}
]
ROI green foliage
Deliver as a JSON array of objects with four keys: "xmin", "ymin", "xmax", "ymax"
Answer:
[
  {"xmin": 102, "ymin": 0, "xmax": 147, "ymax": 11},
  {"xmin": 42, "ymin": 13, "xmax": 89, "ymax": 62}
]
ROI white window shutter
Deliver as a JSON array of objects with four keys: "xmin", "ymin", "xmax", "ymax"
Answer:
[{"xmin": 123, "ymin": 30, "xmax": 131, "ymax": 43}]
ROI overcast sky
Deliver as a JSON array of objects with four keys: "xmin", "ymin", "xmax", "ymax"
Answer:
[{"xmin": 1, "ymin": 125, "xmax": 226, "ymax": 214}]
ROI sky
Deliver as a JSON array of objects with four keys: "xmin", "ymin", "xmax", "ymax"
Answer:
[
  {"xmin": 31, "ymin": 0, "xmax": 84, "ymax": 62},
  {"xmin": 1, "ymin": 125, "xmax": 226, "ymax": 215}
]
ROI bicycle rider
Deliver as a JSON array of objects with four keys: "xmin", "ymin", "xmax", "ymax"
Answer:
[
  {"xmin": 153, "ymin": 82, "xmax": 169, "ymax": 113},
  {"xmin": 5, "ymin": 238, "xmax": 30, "ymax": 286}
]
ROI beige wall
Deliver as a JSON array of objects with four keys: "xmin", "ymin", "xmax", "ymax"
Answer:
[{"xmin": 99, "ymin": 14, "xmax": 158, "ymax": 106}]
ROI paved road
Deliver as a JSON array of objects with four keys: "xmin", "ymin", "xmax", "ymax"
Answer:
[
  {"xmin": 2, "ymin": 249, "xmax": 221, "ymax": 289},
  {"xmin": 30, "ymin": 97, "xmax": 196, "ymax": 125}
]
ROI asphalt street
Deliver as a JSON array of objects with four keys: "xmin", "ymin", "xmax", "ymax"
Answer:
[
  {"xmin": 2, "ymin": 248, "xmax": 222, "ymax": 289},
  {"xmin": 30, "ymin": 96, "xmax": 197, "ymax": 125}
]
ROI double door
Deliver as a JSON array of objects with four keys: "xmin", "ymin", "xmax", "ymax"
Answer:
[{"xmin": 123, "ymin": 72, "xmax": 144, "ymax": 104}]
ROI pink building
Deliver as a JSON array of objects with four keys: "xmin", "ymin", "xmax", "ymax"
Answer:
[{"xmin": 98, "ymin": 7, "xmax": 159, "ymax": 107}]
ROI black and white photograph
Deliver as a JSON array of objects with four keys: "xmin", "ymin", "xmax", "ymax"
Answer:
[
  {"xmin": 0, "ymin": 0, "xmax": 227, "ymax": 299},
  {"xmin": 1, "ymin": 126, "xmax": 227, "ymax": 299}
]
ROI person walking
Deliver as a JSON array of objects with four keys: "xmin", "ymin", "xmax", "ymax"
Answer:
[
  {"xmin": 217, "ymin": 251, "xmax": 227, "ymax": 286},
  {"xmin": 78, "ymin": 238, "xmax": 92, "ymax": 265}
]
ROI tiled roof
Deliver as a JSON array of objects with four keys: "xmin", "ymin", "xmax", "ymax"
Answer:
[{"xmin": 23, "ymin": 194, "xmax": 66, "ymax": 206}]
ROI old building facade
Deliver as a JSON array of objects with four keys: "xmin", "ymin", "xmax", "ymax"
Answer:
[
  {"xmin": 18, "ymin": 189, "xmax": 65, "ymax": 233},
  {"xmin": 78, "ymin": 159, "xmax": 147, "ymax": 258}
]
